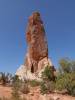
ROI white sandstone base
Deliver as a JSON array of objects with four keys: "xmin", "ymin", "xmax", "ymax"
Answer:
[{"xmin": 16, "ymin": 65, "xmax": 43, "ymax": 81}]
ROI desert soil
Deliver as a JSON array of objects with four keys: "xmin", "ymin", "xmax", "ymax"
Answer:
[{"xmin": 0, "ymin": 85, "xmax": 75, "ymax": 100}]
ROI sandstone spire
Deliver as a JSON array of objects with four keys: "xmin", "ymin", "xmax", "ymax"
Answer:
[
  {"xmin": 24, "ymin": 12, "xmax": 50, "ymax": 72},
  {"xmin": 16, "ymin": 12, "xmax": 54, "ymax": 80}
]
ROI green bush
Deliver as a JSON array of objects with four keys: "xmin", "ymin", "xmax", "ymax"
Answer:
[
  {"xmin": 59, "ymin": 58, "xmax": 75, "ymax": 74},
  {"xmin": 55, "ymin": 74, "xmax": 66, "ymax": 91},
  {"xmin": 59, "ymin": 58, "xmax": 71, "ymax": 73},
  {"xmin": 55, "ymin": 73, "xmax": 75, "ymax": 96},
  {"xmin": 40, "ymin": 81, "xmax": 48, "ymax": 94},
  {"xmin": 41, "ymin": 65, "xmax": 55, "ymax": 82},
  {"xmin": 66, "ymin": 79, "xmax": 75, "ymax": 96},
  {"xmin": 40, "ymin": 81, "xmax": 55, "ymax": 94},
  {"xmin": 46, "ymin": 81, "xmax": 55, "ymax": 92},
  {"xmin": 56, "ymin": 58, "xmax": 75, "ymax": 96},
  {"xmin": 40, "ymin": 65, "xmax": 55, "ymax": 94},
  {"xmin": 29, "ymin": 80, "xmax": 40, "ymax": 87}
]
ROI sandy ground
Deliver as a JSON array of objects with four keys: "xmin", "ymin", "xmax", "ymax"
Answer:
[
  {"xmin": 0, "ymin": 85, "xmax": 75, "ymax": 100},
  {"xmin": 0, "ymin": 85, "xmax": 12, "ymax": 98}
]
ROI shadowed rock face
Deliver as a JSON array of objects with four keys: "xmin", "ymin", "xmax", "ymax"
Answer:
[{"xmin": 24, "ymin": 12, "xmax": 51, "ymax": 72}]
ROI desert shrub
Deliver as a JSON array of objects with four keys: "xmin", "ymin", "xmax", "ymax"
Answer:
[
  {"xmin": 0, "ymin": 72, "xmax": 12, "ymax": 86},
  {"xmin": 55, "ymin": 74, "xmax": 66, "ymax": 91},
  {"xmin": 66, "ymin": 81, "xmax": 75, "ymax": 96},
  {"xmin": 0, "ymin": 72, "xmax": 9, "ymax": 86},
  {"xmin": 40, "ymin": 65, "xmax": 55, "ymax": 94},
  {"xmin": 11, "ymin": 75, "xmax": 21, "ymax": 100},
  {"xmin": 20, "ymin": 83, "xmax": 29, "ymax": 94},
  {"xmin": 40, "ymin": 81, "xmax": 48, "ymax": 94},
  {"xmin": 59, "ymin": 58, "xmax": 75, "ymax": 96},
  {"xmin": 12, "ymin": 75, "xmax": 19, "ymax": 83},
  {"xmin": 29, "ymin": 80, "xmax": 40, "ymax": 87},
  {"xmin": 55, "ymin": 72, "xmax": 75, "ymax": 96},
  {"xmin": 46, "ymin": 81, "xmax": 55, "ymax": 92},
  {"xmin": 40, "ymin": 81, "xmax": 55, "ymax": 94},
  {"xmin": 65, "ymin": 73, "xmax": 75, "ymax": 96},
  {"xmin": 11, "ymin": 76, "xmax": 29, "ymax": 99},
  {"xmin": 59, "ymin": 58, "xmax": 71, "ymax": 73},
  {"xmin": 20, "ymin": 80, "xmax": 29, "ymax": 94},
  {"xmin": 42, "ymin": 65, "xmax": 55, "ymax": 82},
  {"xmin": 55, "ymin": 58, "xmax": 75, "ymax": 96},
  {"xmin": 59, "ymin": 58, "xmax": 75, "ymax": 74}
]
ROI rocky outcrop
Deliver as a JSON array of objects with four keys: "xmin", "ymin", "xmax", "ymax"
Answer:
[
  {"xmin": 16, "ymin": 12, "xmax": 55, "ymax": 80},
  {"xmin": 24, "ymin": 12, "xmax": 53, "ymax": 72}
]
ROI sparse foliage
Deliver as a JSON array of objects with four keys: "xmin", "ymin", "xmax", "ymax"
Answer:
[
  {"xmin": 59, "ymin": 58, "xmax": 75, "ymax": 73},
  {"xmin": 40, "ymin": 65, "xmax": 55, "ymax": 94},
  {"xmin": 0, "ymin": 72, "xmax": 12, "ymax": 86},
  {"xmin": 20, "ymin": 79, "xmax": 29, "ymax": 94},
  {"xmin": 56, "ymin": 58, "xmax": 75, "ymax": 96},
  {"xmin": 29, "ymin": 80, "xmax": 40, "ymax": 87},
  {"xmin": 42, "ymin": 65, "xmax": 55, "ymax": 82},
  {"xmin": 11, "ymin": 75, "xmax": 21, "ymax": 100},
  {"xmin": 40, "ymin": 81, "xmax": 48, "ymax": 94}
]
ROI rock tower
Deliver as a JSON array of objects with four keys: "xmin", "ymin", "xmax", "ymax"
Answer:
[{"xmin": 16, "ymin": 12, "xmax": 55, "ymax": 80}]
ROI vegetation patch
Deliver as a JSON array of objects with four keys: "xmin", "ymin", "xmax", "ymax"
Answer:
[{"xmin": 29, "ymin": 80, "xmax": 40, "ymax": 87}]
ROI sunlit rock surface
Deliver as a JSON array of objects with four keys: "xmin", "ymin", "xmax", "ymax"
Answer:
[{"xmin": 16, "ymin": 12, "xmax": 55, "ymax": 80}]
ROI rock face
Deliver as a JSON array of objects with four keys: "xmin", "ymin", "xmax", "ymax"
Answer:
[
  {"xmin": 16, "ymin": 12, "xmax": 54, "ymax": 80},
  {"xmin": 24, "ymin": 12, "xmax": 52, "ymax": 72}
]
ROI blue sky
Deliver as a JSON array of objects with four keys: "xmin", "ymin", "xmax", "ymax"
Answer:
[{"xmin": 0, "ymin": 0, "xmax": 75, "ymax": 74}]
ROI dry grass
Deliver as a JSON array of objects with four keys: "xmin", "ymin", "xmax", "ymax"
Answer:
[{"xmin": 0, "ymin": 85, "xmax": 75, "ymax": 100}]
